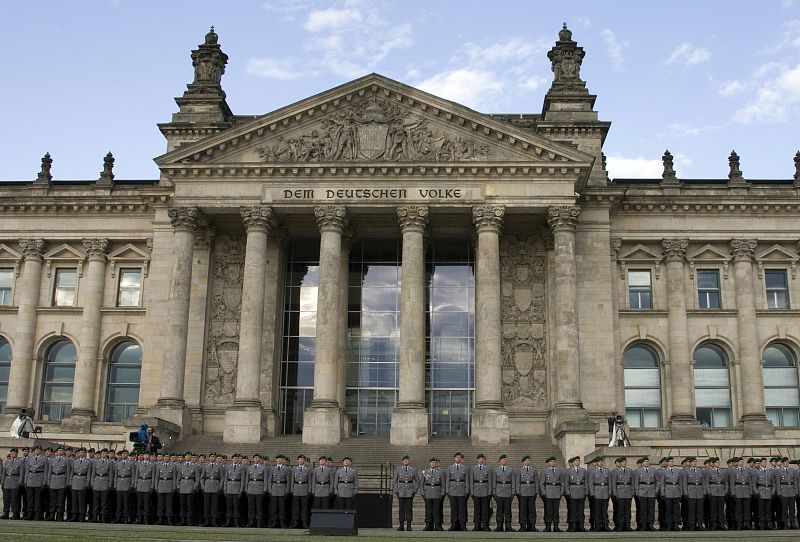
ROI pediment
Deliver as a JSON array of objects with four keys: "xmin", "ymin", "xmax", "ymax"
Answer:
[
  {"xmin": 618, "ymin": 244, "xmax": 661, "ymax": 262},
  {"xmin": 756, "ymin": 244, "xmax": 798, "ymax": 262},
  {"xmin": 0, "ymin": 243, "xmax": 22, "ymax": 261},
  {"xmin": 43, "ymin": 244, "xmax": 86, "ymax": 261},
  {"xmin": 108, "ymin": 243, "xmax": 150, "ymax": 261},
  {"xmin": 687, "ymin": 244, "xmax": 732, "ymax": 262},
  {"xmin": 156, "ymin": 73, "xmax": 593, "ymax": 172}
]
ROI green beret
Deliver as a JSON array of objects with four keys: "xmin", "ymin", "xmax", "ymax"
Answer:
[
  {"xmin": 476, "ymin": 454, "xmax": 486, "ymax": 460},
  {"xmin": 771, "ymin": 456, "xmax": 780, "ymax": 461},
  {"xmin": 592, "ymin": 456, "xmax": 604, "ymax": 463},
  {"xmin": 685, "ymin": 456, "xmax": 696, "ymax": 462},
  {"xmin": 499, "ymin": 454, "xmax": 507, "ymax": 460},
  {"xmin": 615, "ymin": 456, "xmax": 626, "ymax": 463},
  {"xmin": 545, "ymin": 456, "xmax": 556, "ymax": 462},
  {"xmin": 663, "ymin": 456, "xmax": 673, "ymax": 462},
  {"xmin": 727, "ymin": 457, "xmax": 737, "ymax": 463},
  {"xmin": 568, "ymin": 456, "xmax": 579, "ymax": 463},
  {"xmin": 639, "ymin": 456, "xmax": 649, "ymax": 462},
  {"xmin": 781, "ymin": 457, "xmax": 789, "ymax": 461},
  {"xmin": 521, "ymin": 455, "xmax": 530, "ymax": 462},
  {"xmin": 746, "ymin": 457, "xmax": 755, "ymax": 463},
  {"xmin": 454, "ymin": 452, "xmax": 463, "ymax": 458},
  {"xmin": 402, "ymin": 455, "xmax": 410, "ymax": 460},
  {"xmin": 658, "ymin": 457, "xmax": 667, "ymax": 464},
  {"xmin": 429, "ymin": 457, "xmax": 438, "ymax": 463},
  {"xmin": 635, "ymin": 458, "xmax": 643, "ymax": 464}
]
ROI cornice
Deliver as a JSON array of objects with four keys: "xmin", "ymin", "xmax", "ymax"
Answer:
[
  {"xmin": 620, "ymin": 200, "xmax": 800, "ymax": 214},
  {"xmin": 0, "ymin": 195, "xmax": 170, "ymax": 214}
]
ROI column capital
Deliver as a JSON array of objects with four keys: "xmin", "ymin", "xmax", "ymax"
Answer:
[
  {"xmin": 314, "ymin": 205, "xmax": 348, "ymax": 233},
  {"xmin": 472, "ymin": 205, "xmax": 505, "ymax": 234},
  {"xmin": 397, "ymin": 205, "xmax": 429, "ymax": 234},
  {"xmin": 240, "ymin": 205, "xmax": 276, "ymax": 233},
  {"xmin": 168, "ymin": 206, "xmax": 203, "ymax": 232},
  {"xmin": 546, "ymin": 205, "xmax": 580, "ymax": 232},
  {"xmin": 81, "ymin": 238, "xmax": 109, "ymax": 260},
  {"xmin": 729, "ymin": 238, "xmax": 758, "ymax": 261},
  {"xmin": 18, "ymin": 238, "xmax": 46, "ymax": 260},
  {"xmin": 661, "ymin": 238, "xmax": 689, "ymax": 261},
  {"xmin": 193, "ymin": 226, "xmax": 216, "ymax": 250}
]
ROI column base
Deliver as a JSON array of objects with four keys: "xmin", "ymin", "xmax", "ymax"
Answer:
[
  {"xmin": 554, "ymin": 419, "xmax": 598, "ymax": 464},
  {"xmin": 223, "ymin": 406, "xmax": 265, "ymax": 443},
  {"xmin": 341, "ymin": 411, "xmax": 352, "ymax": 439},
  {"xmin": 470, "ymin": 405, "xmax": 509, "ymax": 446},
  {"xmin": 301, "ymin": 403, "xmax": 342, "ymax": 445},
  {"xmin": 148, "ymin": 403, "xmax": 191, "ymax": 436},
  {"xmin": 669, "ymin": 416, "xmax": 703, "ymax": 438},
  {"xmin": 551, "ymin": 402, "xmax": 590, "ymax": 429},
  {"xmin": 60, "ymin": 411, "xmax": 95, "ymax": 433},
  {"xmin": 390, "ymin": 406, "xmax": 429, "ymax": 446},
  {"xmin": 742, "ymin": 415, "xmax": 774, "ymax": 438}
]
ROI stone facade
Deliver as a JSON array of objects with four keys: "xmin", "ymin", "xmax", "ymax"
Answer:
[{"xmin": 0, "ymin": 26, "xmax": 798, "ymax": 461}]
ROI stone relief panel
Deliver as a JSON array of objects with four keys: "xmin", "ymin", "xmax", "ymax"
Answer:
[
  {"xmin": 255, "ymin": 95, "xmax": 491, "ymax": 163},
  {"xmin": 500, "ymin": 235, "xmax": 548, "ymax": 409},
  {"xmin": 203, "ymin": 234, "xmax": 245, "ymax": 405}
]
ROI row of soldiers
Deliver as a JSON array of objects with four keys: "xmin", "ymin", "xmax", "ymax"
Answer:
[
  {"xmin": 1, "ymin": 444, "xmax": 358, "ymax": 528},
  {"xmin": 392, "ymin": 453, "xmax": 800, "ymax": 532}
]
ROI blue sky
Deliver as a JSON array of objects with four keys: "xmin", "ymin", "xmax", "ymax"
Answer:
[{"xmin": 2, "ymin": 0, "xmax": 799, "ymax": 180}]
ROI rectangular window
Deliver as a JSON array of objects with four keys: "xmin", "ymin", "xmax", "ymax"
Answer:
[
  {"xmin": 0, "ymin": 268, "xmax": 13, "ymax": 306},
  {"xmin": 765, "ymin": 270, "xmax": 789, "ymax": 309},
  {"xmin": 117, "ymin": 268, "xmax": 143, "ymax": 307},
  {"xmin": 627, "ymin": 270, "xmax": 652, "ymax": 309},
  {"xmin": 53, "ymin": 268, "xmax": 77, "ymax": 306},
  {"xmin": 697, "ymin": 269, "xmax": 721, "ymax": 309}
]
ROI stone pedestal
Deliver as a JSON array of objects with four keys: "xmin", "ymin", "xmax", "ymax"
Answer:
[
  {"xmin": 148, "ymin": 403, "xmax": 192, "ymax": 436},
  {"xmin": 471, "ymin": 407, "xmax": 510, "ymax": 446},
  {"xmin": 391, "ymin": 407, "xmax": 430, "ymax": 446},
  {"xmin": 555, "ymin": 420, "xmax": 598, "ymax": 464},
  {"xmin": 223, "ymin": 406, "xmax": 266, "ymax": 443},
  {"xmin": 302, "ymin": 405, "xmax": 342, "ymax": 445}
]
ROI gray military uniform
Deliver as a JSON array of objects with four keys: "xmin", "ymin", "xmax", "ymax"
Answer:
[
  {"xmin": 311, "ymin": 465, "xmax": 333, "ymax": 499},
  {"xmin": 422, "ymin": 467, "xmax": 445, "ymax": 528},
  {"xmin": 392, "ymin": 465, "xmax": 420, "ymax": 498},
  {"xmin": 244, "ymin": 464, "xmax": 267, "ymax": 495},
  {"xmin": 178, "ymin": 462, "xmax": 199, "ymax": 494},
  {"xmin": 334, "ymin": 467, "xmax": 358, "ymax": 498},
  {"xmin": 114, "ymin": 460, "xmax": 135, "ymax": 492}
]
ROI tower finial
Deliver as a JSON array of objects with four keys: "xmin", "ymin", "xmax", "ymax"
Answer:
[
  {"xmin": 793, "ymin": 151, "xmax": 800, "ymax": 185},
  {"xmin": 661, "ymin": 149, "xmax": 678, "ymax": 183},
  {"xmin": 98, "ymin": 152, "xmax": 115, "ymax": 185},
  {"xmin": 35, "ymin": 152, "xmax": 53, "ymax": 184},
  {"xmin": 188, "ymin": 26, "xmax": 227, "ymax": 95},
  {"xmin": 727, "ymin": 150, "xmax": 746, "ymax": 185},
  {"xmin": 548, "ymin": 24, "xmax": 584, "ymax": 92}
]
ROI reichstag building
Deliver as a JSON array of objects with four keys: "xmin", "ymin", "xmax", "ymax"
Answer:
[{"xmin": 1, "ymin": 25, "xmax": 798, "ymax": 459}]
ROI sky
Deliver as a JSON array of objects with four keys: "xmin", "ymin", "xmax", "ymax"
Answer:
[{"xmin": 1, "ymin": 0, "xmax": 799, "ymax": 181}]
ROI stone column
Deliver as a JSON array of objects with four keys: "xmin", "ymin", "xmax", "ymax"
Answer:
[
  {"xmin": 224, "ymin": 207, "xmax": 276, "ymax": 443},
  {"xmin": 391, "ymin": 205, "xmax": 430, "ymax": 445},
  {"xmin": 470, "ymin": 205, "xmax": 509, "ymax": 445},
  {"xmin": 730, "ymin": 239, "xmax": 773, "ymax": 437},
  {"xmin": 4, "ymin": 239, "xmax": 45, "ymax": 417},
  {"xmin": 63, "ymin": 238, "xmax": 109, "ymax": 431},
  {"xmin": 662, "ymin": 238, "xmax": 701, "ymax": 437},
  {"xmin": 337, "ymin": 232, "xmax": 352, "ymax": 438},
  {"xmin": 302, "ymin": 205, "xmax": 347, "ymax": 445},
  {"xmin": 154, "ymin": 207, "xmax": 202, "ymax": 427}
]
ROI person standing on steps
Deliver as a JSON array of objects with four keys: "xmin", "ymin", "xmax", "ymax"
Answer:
[
  {"xmin": 610, "ymin": 456, "xmax": 633, "ymax": 531},
  {"xmin": 469, "ymin": 454, "xmax": 491, "ymax": 531},
  {"xmin": 633, "ymin": 455, "xmax": 657, "ymax": 531},
  {"xmin": 290, "ymin": 455, "xmax": 311, "ymax": 529},
  {"xmin": 334, "ymin": 457, "xmax": 357, "ymax": 510},
  {"xmin": 491, "ymin": 454, "xmax": 514, "ymax": 532},
  {"xmin": 539, "ymin": 455, "xmax": 564, "ymax": 532},
  {"xmin": 311, "ymin": 456, "xmax": 333, "ymax": 511},
  {"xmin": 268, "ymin": 454, "xmax": 289, "ymax": 528},
  {"xmin": 514, "ymin": 455, "xmax": 538, "ymax": 532},
  {"xmin": 243, "ymin": 453, "xmax": 266, "ymax": 528},
  {"xmin": 199, "ymin": 452, "xmax": 222, "ymax": 527},
  {"xmin": 392, "ymin": 455, "xmax": 420, "ymax": 531},
  {"xmin": 587, "ymin": 455, "xmax": 611, "ymax": 532},
  {"xmin": 564, "ymin": 455, "xmax": 587, "ymax": 532},
  {"xmin": 445, "ymin": 452, "xmax": 468, "ymax": 531},
  {"xmin": 422, "ymin": 457, "xmax": 444, "ymax": 531}
]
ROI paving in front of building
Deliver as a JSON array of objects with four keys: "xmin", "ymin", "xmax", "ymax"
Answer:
[{"xmin": 0, "ymin": 23, "xmax": 798, "ymax": 465}]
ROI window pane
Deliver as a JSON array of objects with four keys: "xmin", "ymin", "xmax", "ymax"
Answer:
[
  {"xmin": 108, "ymin": 386, "xmax": 140, "ymax": 404},
  {"xmin": 42, "ymin": 384, "xmax": 74, "ymax": 402},
  {"xmin": 763, "ymin": 344, "xmax": 796, "ymax": 367},
  {"xmin": 694, "ymin": 367, "xmax": 730, "ymax": 387},
  {"xmin": 48, "ymin": 341, "xmax": 77, "ymax": 363},
  {"xmin": 764, "ymin": 387, "xmax": 800, "ymax": 407},
  {"xmin": 119, "ymin": 269, "xmax": 142, "ymax": 288},
  {"xmin": 0, "ymin": 340, "xmax": 11, "ymax": 362},
  {"xmin": 0, "ymin": 269, "xmax": 13, "ymax": 288},
  {"xmin": 712, "ymin": 408, "xmax": 731, "ymax": 427},
  {"xmin": 765, "ymin": 270, "xmax": 788, "ymax": 289},
  {"xmin": 56, "ymin": 269, "xmax": 77, "ymax": 287},
  {"xmin": 628, "ymin": 271, "xmax": 651, "ymax": 287},
  {"xmin": 697, "ymin": 270, "xmax": 719, "ymax": 289},
  {"xmin": 624, "ymin": 368, "xmax": 661, "ymax": 387},
  {"xmin": 110, "ymin": 366, "xmax": 141, "ymax": 384},
  {"xmin": 623, "ymin": 344, "xmax": 659, "ymax": 368},
  {"xmin": 361, "ymin": 287, "xmax": 398, "ymax": 311},
  {"xmin": 45, "ymin": 365, "xmax": 75, "ymax": 382},
  {"xmin": 642, "ymin": 409, "xmax": 661, "ymax": 427},
  {"xmin": 763, "ymin": 367, "xmax": 799, "ymax": 387},
  {"xmin": 54, "ymin": 289, "xmax": 75, "ymax": 306},
  {"xmin": 112, "ymin": 342, "xmax": 142, "ymax": 365},
  {"xmin": 693, "ymin": 345, "xmax": 727, "ymax": 368},
  {"xmin": 695, "ymin": 387, "xmax": 732, "ymax": 407},
  {"xmin": 0, "ymin": 289, "xmax": 11, "ymax": 306},
  {"xmin": 626, "ymin": 409, "xmax": 643, "ymax": 428},
  {"xmin": 625, "ymin": 388, "xmax": 661, "ymax": 408},
  {"xmin": 768, "ymin": 291, "xmax": 790, "ymax": 309},
  {"xmin": 118, "ymin": 289, "xmax": 140, "ymax": 307},
  {"xmin": 361, "ymin": 265, "xmax": 399, "ymax": 287},
  {"xmin": 298, "ymin": 286, "xmax": 317, "ymax": 312},
  {"xmin": 766, "ymin": 408, "xmax": 781, "ymax": 427},
  {"xmin": 782, "ymin": 408, "xmax": 800, "ymax": 427}
]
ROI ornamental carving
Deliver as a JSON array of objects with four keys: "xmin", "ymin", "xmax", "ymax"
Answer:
[
  {"xmin": 81, "ymin": 238, "xmax": 109, "ymax": 259},
  {"xmin": 472, "ymin": 205, "xmax": 505, "ymax": 233},
  {"xmin": 168, "ymin": 206, "xmax": 202, "ymax": 232},
  {"xmin": 314, "ymin": 205, "xmax": 348, "ymax": 233},
  {"xmin": 661, "ymin": 238, "xmax": 689, "ymax": 261},
  {"xmin": 240, "ymin": 206, "xmax": 276, "ymax": 233},
  {"xmin": 500, "ymin": 235, "xmax": 548, "ymax": 408},
  {"xmin": 397, "ymin": 205, "xmax": 428, "ymax": 232},
  {"xmin": 19, "ymin": 238, "xmax": 46, "ymax": 259},
  {"xmin": 255, "ymin": 95, "xmax": 490, "ymax": 163},
  {"xmin": 730, "ymin": 239, "xmax": 757, "ymax": 260},
  {"xmin": 204, "ymin": 234, "xmax": 245, "ymax": 405},
  {"xmin": 546, "ymin": 206, "xmax": 580, "ymax": 231}
]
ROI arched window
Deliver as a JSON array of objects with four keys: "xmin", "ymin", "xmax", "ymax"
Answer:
[
  {"xmin": 694, "ymin": 343, "xmax": 731, "ymax": 428},
  {"xmin": 623, "ymin": 343, "xmax": 662, "ymax": 427},
  {"xmin": 105, "ymin": 340, "xmax": 142, "ymax": 422},
  {"xmin": 0, "ymin": 338, "xmax": 11, "ymax": 412},
  {"xmin": 763, "ymin": 343, "xmax": 800, "ymax": 427},
  {"xmin": 40, "ymin": 340, "xmax": 76, "ymax": 422}
]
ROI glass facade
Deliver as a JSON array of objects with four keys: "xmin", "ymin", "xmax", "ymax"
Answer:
[
  {"xmin": 40, "ymin": 340, "xmax": 76, "ymax": 422},
  {"xmin": 426, "ymin": 240, "xmax": 475, "ymax": 437},
  {"xmin": 623, "ymin": 343, "xmax": 662, "ymax": 427},
  {"xmin": 694, "ymin": 343, "xmax": 731, "ymax": 427},
  {"xmin": 0, "ymin": 338, "xmax": 10, "ymax": 412},
  {"xmin": 105, "ymin": 340, "xmax": 142, "ymax": 422}
]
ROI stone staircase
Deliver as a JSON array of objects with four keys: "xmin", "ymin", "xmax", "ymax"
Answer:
[{"xmin": 167, "ymin": 435, "xmax": 571, "ymax": 528}]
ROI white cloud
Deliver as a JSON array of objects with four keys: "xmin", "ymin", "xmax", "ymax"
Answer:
[
  {"xmin": 606, "ymin": 153, "xmax": 692, "ymax": 178},
  {"xmin": 718, "ymin": 80, "xmax": 746, "ymax": 97},
  {"xmin": 665, "ymin": 42, "xmax": 711, "ymax": 66},
  {"xmin": 734, "ymin": 63, "xmax": 800, "ymax": 123},
  {"xmin": 463, "ymin": 37, "xmax": 549, "ymax": 64},
  {"xmin": 666, "ymin": 123, "xmax": 717, "ymax": 137},
  {"xmin": 247, "ymin": 58, "xmax": 306, "ymax": 80},
  {"xmin": 573, "ymin": 17, "xmax": 592, "ymax": 29},
  {"xmin": 415, "ymin": 69, "xmax": 504, "ymax": 109},
  {"xmin": 519, "ymin": 75, "xmax": 547, "ymax": 91},
  {"xmin": 600, "ymin": 29, "xmax": 627, "ymax": 72},
  {"xmin": 304, "ymin": 7, "xmax": 362, "ymax": 32}
]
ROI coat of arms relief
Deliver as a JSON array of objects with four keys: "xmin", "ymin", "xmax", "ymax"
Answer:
[
  {"xmin": 204, "ymin": 235, "xmax": 245, "ymax": 405},
  {"xmin": 500, "ymin": 236, "xmax": 548, "ymax": 409},
  {"xmin": 255, "ymin": 95, "xmax": 490, "ymax": 163}
]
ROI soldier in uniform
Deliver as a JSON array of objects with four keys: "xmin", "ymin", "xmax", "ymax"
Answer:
[
  {"xmin": 564, "ymin": 455, "xmax": 587, "ymax": 532},
  {"xmin": 154, "ymin": 451, "xmax": 177, "ymax": 525},
  {"xmin": 515, "ymin": 455, "xmax": 538, "ymax": 532},
  {"xmin": 491, "ymin": 454, "xmax": 514, "ymax": 532},
  {"xmin": 47, "ymin": 446, "xmax": 69, "ymax": 521},
  {"xmin": 68, "ymin": 448, "xmax": 90, "ymax": 522},
  {"xmin": 176, "ymin": 452, "xmax": 197, "ymax": 526},
  {"xmin": 610, "ymin": 456, "xmax": 633, "ymax": 531},
  {"xmin": 469, "ymin": 453, "xmax": 491, "ymax": 531},
  {"xmin": 655, "ymin": 457, "xmax": 667, "ymax": 529},
  {"xmin": 200, "ymin": 453, "xmax": 222, "ymax": 527},
  {"xmin": 776, "ymin": 457, "xmax": 796, "ymax": 531},
  {"xmin": 392, "ymin": 455, "xmax": 419, "ymax": 531},
  {"xmin": 291, "ymin": 455, "xmax": 311, "ymax": 528},
  {"xmin": 422, "ymin": 457, "xmax": 444, "ymax": 531},
  {"xmin": 445, "ymin": 452, "xmax": 469, "ymax": 531},
  {"xmin": 22, "ymin": 444, "xmax": 48, "ymax": 520},
  {"xmin": 659, "ymin": 456, "xmax": 682, "ymax": 531},
  {"xmin": 1, "ymin": 448, "xmax": 23, "ymax": 519},
  {"xmin": 753, "ymin": 457, "xmax": 776, "ymax": 529},
  {"xmin": 681, "ymin": 456, "xmax": 705, "ymax": 530},
  {"xmin": 538, "ymin": 455, "xmax": 563, "ymax": 532},
  {"xmin": 19, "ymin": 446, "xmax": 29, "ymax": 518},
  {"xmin": 704, "ymin": 457, "xmax": 728, "ymax": 530},
  {"xmin": 134, "ymin": 452, "xmax": 155, "ymax": 525},
  {"xmin": 724, "ymin": 457, "xmax": 737, "ymax": 529},
  {"xmin": 113, "ymin": 450, "xmax": 134, "ymax": 524},
  {"xmin": 587, "ymin": 455, "xmax": 611, "ymax": 532},
  {"xmin": 268, "ymin": 454, "xmax": 290, "ymax": 528},
  {"xmin": 633, "ymin": 455, "xmax": 656, "ymax": 531},
  {"xmin": 311, "ymin": 455, "xmax": 333, "ymax": 511},
  {"xmin": 90, "ymin": 449, "xmax": 113, "ymax": 523},
  {"xmin": 729, "ymin": 457, "xmax": 750, "ymax": 530},
  {"xmin": 243, "ymin": 453, "xmax": 267, "ymax": 528},
  {"xmin": 223, "ymin": 453, "xmax": 244, "ymax": 527},
  {"xmin": 334, "ymin": 457, "xmax": 358, "ymax": 510}
]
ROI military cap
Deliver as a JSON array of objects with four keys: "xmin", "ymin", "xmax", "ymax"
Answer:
[
  {"xmin": 635, "ymin": 458, "xmax": 643, "ymax": 465},
  {"xmin": 727, "ymin": 457, "xmax": 737, "ymax": 463},
  {"xmin": 232, "ymin": 453, "xmax": 241, "ymax": 458},
  {"xmin": 45, "ymin": 447, "xmax": 53, "ymax": 452},
  {"xmin": 711, "ymin": 457, "xmax": 720, "ymax": 462},
  {"xmin": 429, "ymin": 457, "xmax": 438, "ymax": 463},
  {"xmin": 56, "ymin": 446, "xmax": 65, "ymax": 451},
  {"xmin": 639, "ymin": 456, "xmax": 649, "ymax": 462},
  {"xmin": 658, "ymin": 457, "xmax": 667, "ymax": 464},
  {"xmin": 499, "ymin": 454, "xmax": 507, "ymax": 460},
  {"xmin": 592, "ymin": 456, "xmax": 605, "ymax": 463},
  {"xmin": 545, "ymin": 456, "xmax": 556, "ymax": 462},
  {"xmin": 297, "ymin": 454, "xmax": 305, "ymax": 460},
  {"xmin": 781, "ymin": 456, "xmax": 789, "ymax": 461},
  {"xmin": 65, "ymin": 446, "xmax": 73, "ymax": 451},
  {"xmin": 521, "ymin": 455, "xmax": 530, "ymax": 462},
  {"xmin": 21, "ymin": 446, "xmax": 29, "ymax": 451},
  {"xmin": 454, "ymin": 452, "xmax": 463, "ymax": 458},
  {"xmin": 78, "ymin": 447, "xmax": 86, "ymax": 452},
  {"xmin": 343, "ymin": 456, "xmax": 352, "ymax": 462},
  {"xmin": 746, "ymin": 457, "xmax": 755, "ymax": 463},
  {"xmin": 476, "ymin": 453, "xmax": 486, "ymax": 459},
  {"xmin": 402, "ymin": 455, "xmax": 410, "ymax": 460},
  {"xmin": 319, "ymin": 455, "xmax": 327, "ymax": 461},
  {"xmin": 771, "ymin": 456, "xmax": 780, "ymax": 461},
  {"xmin": 702, "ymin": 458, "xmax": 710, "ymax": 465},
  {"xmin": 662, "ymin": 456, "xmax": 673, "ymax": 462},
  {"xmin": 253, "ymin": 453, "xmax": 262, "ymax": 459},
  {"xmin": 568, "ymin": 456, "xmax": 579, "ymax": 463},
  {"xmin": 263, "ymin": 456, "xmax": 270, "ymax": 461},
  {"xmin": 33, "ymin": 444, "xmax": 42, "ymax": 450},
  {"xmin": 9, "ymin": 448, "xmax": 17, "ymax": 453},
  {"xmin": 685, "ymin": 456, "xmax": 696, "ymax": 461},
  {"xmin": 88, "ymin": 448, "xmax": 95, "ymax": 453},
  {"xmin": 615, "ymin": 456, "xmax": 626, "ymax": 463}
]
